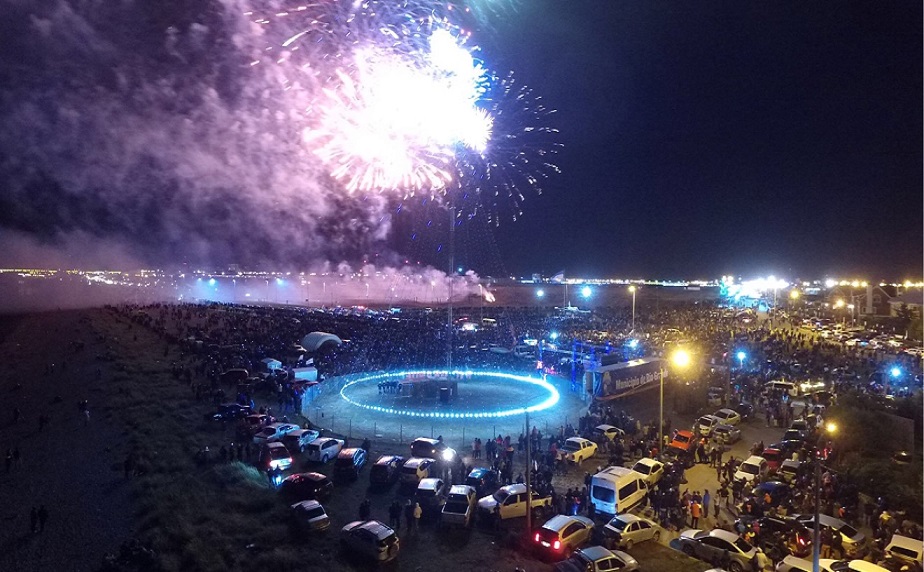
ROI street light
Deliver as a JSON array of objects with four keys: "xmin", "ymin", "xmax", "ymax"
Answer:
[
  {"xmin": 536, "ymin": 289, "xmax": 545, "ymax": 299},
  {"xmin": 812, "ymin": 422, "xmax": 839, "ymax": 572},
  {"xmin": 790, "ymin": 289, "xmax": 801, "ymax": 300},
  {"xmin": 628, "ymin": 285, "xmax": 637, "ymax": 331},
  {"xmin": 581, "ymin": 285, "xmax": 592, "ymax": 299},
  {"xmin": 660, "ymin": 349, "xmax": 691, "ymax": 452}
]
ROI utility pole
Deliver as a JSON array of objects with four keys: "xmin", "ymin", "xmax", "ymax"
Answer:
[
  {"xmin": 447, "ymin": 202, "xmax": 455, "ymax": 371},
  {"xmin": 525, "ymin": 410, "xmax": 532, "ymax": 535}
]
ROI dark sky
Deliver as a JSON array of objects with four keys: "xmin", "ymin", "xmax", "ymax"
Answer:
[
  {"xmin": 482, "ymin": 1, "xmax": 923, "ymax": 280},
  {"xmin": 0, "ymin": 1, "xmax": 920, "ymax": 280}
]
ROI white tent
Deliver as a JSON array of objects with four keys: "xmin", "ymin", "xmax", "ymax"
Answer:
[{"xmin": 300, "ymin": 332, "xmax": 343, "ymax": 352}]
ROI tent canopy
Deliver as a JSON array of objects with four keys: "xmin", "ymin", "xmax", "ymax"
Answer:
[{"xmin": 300, "ymin": 332, "xmax": 343, "ymax": 352}]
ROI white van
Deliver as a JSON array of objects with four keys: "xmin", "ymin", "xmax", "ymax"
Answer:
[{"xmin": 590, "ymin": 466, "xmax": 648, "ymax": 516}]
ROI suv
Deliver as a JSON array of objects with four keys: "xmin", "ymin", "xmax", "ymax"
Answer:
[
  {"xmin": 477, "ymin": 483, "xmax": 552, "ymax": 520},
  {"xmin": 441, "ymin": 485, "xmax": 477, "ymax": 528},
  {"xmin": 282, "ymin": 429, "xmax": 321, "ymax": 454},
  {"xmin": 340, "ymin": 520, "xmax": 400, "ymax": 563},
  {"xmin": 252, "ymin": 422, "xmax": 299, "ymax": 445},
  {"xmin": 305, "ymin": 437, "xmax": 345, "ymax": 464},
  {"xmin": 534, "ymin": 515, "xmax": 594, "ymax": 559},
  {"xmin": 410, "ymin": 437, "xmax": 457, "ymax": 463},
  {"xmin": 369, "ymin": 455, "xmax": 404, "ymax": 487},
  {"xmin": 399, "ymin": 457, "xmax": 436, "ymax": 486},
  {"xmin": 465, "ymin": 467, "xmax": 500, "ymax": 495},
  {"xmin": 561, "ymin": 437, "xmax": 598, "ymax": 463},
  {"xmin": 333, "ymin": 448, "xmax": 367, "ymax": 481}
]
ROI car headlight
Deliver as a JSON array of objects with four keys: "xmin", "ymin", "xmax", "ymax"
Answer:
[{"xmin": 442, "ymin": 449, "xmax": 455, "ymax": 462}]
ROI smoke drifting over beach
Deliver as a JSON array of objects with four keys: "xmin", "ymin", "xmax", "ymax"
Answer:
[{"xmin": 0, "ymin": 0, "xmax": 395, "ymax": 269}]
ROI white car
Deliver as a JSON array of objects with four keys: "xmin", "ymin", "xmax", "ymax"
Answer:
[
  {"xmin": 630, "ymin": 457, "xmax": 664, "ymax": 486},
  {"xmin": 603, "ymin": 513, "xmax": 661, "ymax": 550},
  {"xmin": 252, "ymin": 422, "xmax": 299, "ymax": 445},
  {"xmin": 884, "ymin": 533, "xmax": 924, "ymax": 565},
  {"xmin": 734, "ymin": 455, "xmax": 768, "ymax": 485},
  {"xmin": 304, "ymin": 437, "xmax": 345, "ymax": 464},
  {"xmin": 340, "ymin": 520, "xmax": 400, "ymax": 562},
  {"xmin": 594, "ymin": 424, "xmax": 626, "ymax": 441},
  {"xmin": 399, "ymin": 457, "xmax": 436, "ymax": 485},
  {"xmin": 697, "ymin": 415, "xmax": 721, "ymax": 436},
  {"xmin": 561, "ymin": 437, "xmax": 598, "ymax": 463},
  {"xmin": 678, "ymin": 528, "xmax": 757, "ymax": 572},
  {"xmin": 290, "ymin": 500, "xmax": 330, "ymax": 531},
  {"xmin": 713, "ymin": 408, "xmax": 742, "ymax": 426}
]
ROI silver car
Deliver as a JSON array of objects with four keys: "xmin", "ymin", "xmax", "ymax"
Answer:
[{"xmin": 678, "ymin": 528, "xmax": 757, "ymax": 572}]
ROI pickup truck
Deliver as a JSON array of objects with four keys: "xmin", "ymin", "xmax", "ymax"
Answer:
[
  {"xmin": 440, "ymin": 485, "xmax": 477, "ymax": 528},
  {"xmin": 477, "ymin": 483, "xmax": 552, "ymax": 520}
]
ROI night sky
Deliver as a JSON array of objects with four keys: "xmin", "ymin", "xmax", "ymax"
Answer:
[
  {"xmin": 0, "ymin": 1, "xmax": 920, "ymax": 280},
  {"xmin": 485, "ymin": 1, "xmax": 922, "ymax": 280}
]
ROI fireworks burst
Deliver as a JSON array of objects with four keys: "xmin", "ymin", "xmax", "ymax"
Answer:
[{"xmin": 248, "ymin": 0, "xmax": 558, "ymax": 222}]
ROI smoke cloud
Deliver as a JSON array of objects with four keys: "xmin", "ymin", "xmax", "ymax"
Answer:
[{"xmin": 0, "ymin": 0, "xmax": 396, "ymax": 270}]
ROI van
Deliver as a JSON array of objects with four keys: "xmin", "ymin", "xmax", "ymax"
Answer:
[{"xmin": 590, "ymin": 466, "xmax": 648, "ymax": 516}]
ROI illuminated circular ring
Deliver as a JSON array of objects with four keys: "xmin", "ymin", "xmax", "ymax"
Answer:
[{"xmin": 339, "ymin": 370, "xmax": 560, "ymax": 419}]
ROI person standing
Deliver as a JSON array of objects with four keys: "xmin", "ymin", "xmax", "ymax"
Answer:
[
  {"xmin": 702, "ymin": 490, "xmax": 711, "ymax": 519},
  {"xmin": 404, "ymin": 500, "xmax": 414, "ymax": 532},
  {"xmin": 412, "ymin": 502, "xmax": 422, "ymax": 531},
  {"xmin": 690, "ymin": 499, "xmax": 701, "ymax": 528}
]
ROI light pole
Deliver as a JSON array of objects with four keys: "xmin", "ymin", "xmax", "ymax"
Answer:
[
  {"xmin": 660, "ymin": 349, "xmax": 691, "ymax": 453},
  {"xmin": 812, "ymin": 422, "xmax": 837, "ymax": 572},
  {"xmin": 628, "ymin": 285, "xmax": 637, "ymax": 331}
]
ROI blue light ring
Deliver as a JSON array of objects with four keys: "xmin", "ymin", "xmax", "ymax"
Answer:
[{"xmin": 338, "ymin": 370, "xmax": 560, "ymax": 419}]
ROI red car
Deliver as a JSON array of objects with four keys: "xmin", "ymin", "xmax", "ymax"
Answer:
[{"xmin": 670, "ymin": 430, "xmax": 696, "ymax": 453}]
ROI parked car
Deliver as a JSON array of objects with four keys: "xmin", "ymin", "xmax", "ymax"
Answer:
[
  {"xmin": 333, "ymin": 448, "xmax": 367, "ymax": 481},
  {"xmin": 465, "ymin": 467, "xmax": 500, "ymax": 495},
  {"xmin": 734, "ymin": 402, "xmax": 754, "ymax": 420},
  {"xmin": 594, "ymin": 424, "xmax": 626, "ymax": 442},
  {"xmin": 253, "ymin": 422, "xmax": 299, "ymax": 445},
  {"xmin": 697, "ymin": 415, "xmax": 722, "ymax": 437},
  {"xmin": 763, "ymin": 447, "xmax": 785, "ymax": 471},
  {"xmin": 477, "ymin": 483, "xmax": 552, "ymax": 520},
  {"xmin": 260, "ymin": 442, "xmax": 294, "ymax": 471},
  {"xmin": 282, "ymin": 428, "xmax": 321, "ymax": 454},
  {"xmin": 340, "ymin": 520, "xmax": 400, "ymax": 563},
  {"xmin": 712, "ymin": 424, "xmax": 742, "ymax": 445},
  {"xmin": 677, "ymin": 528, "xmax": 757, "ymax": 572},
  {"xmin": 561, "ymin": 437, "xmax": 598, "ymax": 463},
  {"xmin": 440, "ymin": 484, "xmax": 477, "ymax": 528},
  {"xmin": 670, "ymin": 430, "xmax": 696, "ymax": 452},
  {"xmin": 602, "ymin": 514, "xmax": 661, "ymax": 550},
  {"xmin": 534, "ymin": 515, "xmax": 594, "ymax": 559},
  {"xmin": 713, "ymin": 408, "xmax": 742, "ymax": 426},
  {"xmin": 415, "ymin": 477, "xmax": 448, "ymax": 516},
  {"xmin": 207, "ymin": 403, "xmax": 252, "ymax": 422},
  {"xmin": 554, "ymin": 546, "xmax": 639, "ymax": 572},
  {"xmin": 629, "ymin": 457, "xmax": 664, "ymax": 486},
  {"xmin": 304, "ymin": 437, "xmax": 345, "ymax": 464},
  {"xmin": 778, "ymin": 459, "xmax": 805, "ymax": 483},
  {"xmin": 369, "ymin": 455, "xmax": 404, "ymax": 487},
  {"xmin": 400, "ymin": 457, "xmax": 436, "ymax": 486},
  {"xmin": 751, "ymin": 481, "xmax": 793, "ymax": 508},
  {"xmin": 793, "ymin": 514, "xmax": 869, "ymax": 558},
  {"xmin": 883, "ymin": 534, "xmax": 924, "ymax": 566},
  {"xmin": 238, "ymin": 413, "xmax": 273, "ymax": 438},
  {"xmin": 734, "ymin": 455, "xmax": 768, "ymax": 485},
  {"xmin": 279, "ymin": 472, "xmax": 333, "ymax": 501},
  {"xmin": 782, "ymin": 429, "xmax": 807, "ymax": 443},
  {"xmin": 290, "ymin": 500, "xmax": 330, "ymax": 532}
]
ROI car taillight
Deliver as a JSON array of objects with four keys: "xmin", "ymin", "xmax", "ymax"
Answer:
[
  {"xmin": 798, "ymin": 536, "xmax": 806, "ymax": 546},
  {"xmin": 534, "ymin": 533, "xmax": 540, "ymax": 542},
  {"xmin": 553, "ymin": 540, "xmax": 561, "ymax": 550}
]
